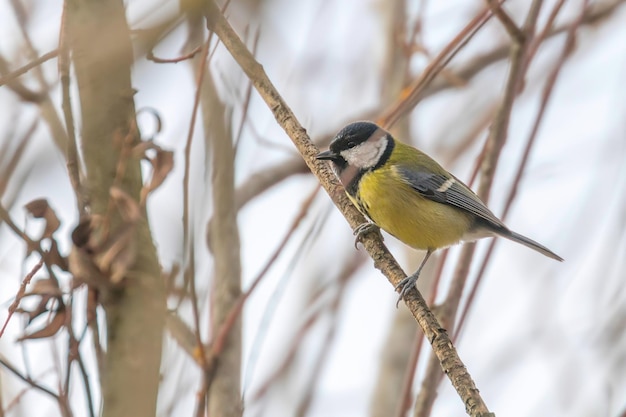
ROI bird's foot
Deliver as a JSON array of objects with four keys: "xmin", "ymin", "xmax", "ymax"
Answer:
[
  {"xmin": 353, "ymin": 222, "xmax": 381, "ymax": 249},
  {"xmin": 394, "ymin": 273, "xmax": 420, "ymax": 308}
]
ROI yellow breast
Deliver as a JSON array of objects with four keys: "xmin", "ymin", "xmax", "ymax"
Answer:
[{"xmin": 351, "ymin": 166, "xmax": 472, "ymax": 250}]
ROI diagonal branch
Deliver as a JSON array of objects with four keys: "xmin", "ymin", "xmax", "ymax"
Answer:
[
  {"xmin": 0, "ymin": 50, "xmax": 58, "ymax": 87},
  {"xmin": 203, "ymin": 2, "xmax": 493, "ymax": 416},
  {"xmin": 485, "ymin": 0, "xmax": 525, "ymax": 42}
]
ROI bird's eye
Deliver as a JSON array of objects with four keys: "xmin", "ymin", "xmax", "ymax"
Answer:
[{"xmin": 346, "ymin": 141, "xmax": 356, "ymax": 148}]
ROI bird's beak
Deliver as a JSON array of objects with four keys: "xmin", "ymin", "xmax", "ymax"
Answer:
[{"xmin": 316, "ymin": 150, "xmax": 336, "ymax": 161}]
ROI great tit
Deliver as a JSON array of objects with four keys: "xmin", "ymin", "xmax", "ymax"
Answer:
[{"xmin": 316, "ymin": 121, "xmax": 563, "ymax": 302}]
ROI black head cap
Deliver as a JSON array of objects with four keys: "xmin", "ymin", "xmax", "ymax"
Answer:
[{"xmin": 329, "ymin": 121, "xmax": 380, "ymax": 154}]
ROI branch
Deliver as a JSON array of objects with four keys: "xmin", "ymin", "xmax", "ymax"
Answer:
[
  {"xmin": 201, "ymin": 31, "xmax": 243, "ymax": 417},
  {"xmin": 485, "ymin": 0, "xmax": 525, "ymax": 42},
  {"xmin": 415, "ymin": 2, "xmax": 543, "ymax": 414},
  {"xmin": 203, "ymin": 2, "xmax": 493, "ymax": 416},
  {"xmin": 0, "ymin": 50, "xmax": 58, "ymax": 87},
  {"xmin": 0, "ymin": 360, "xmax": 55, "ymax": 399},
  {"xmin": 220, "ymin": 0, "xmax": 626, "ymax": 217},
  {"xmin": 65, "ymin": 0, "xmax": 166, "ymax": 416},
  {"xmin": 456, "ymin": 0, "xmax": 590, "ymax": 344}
]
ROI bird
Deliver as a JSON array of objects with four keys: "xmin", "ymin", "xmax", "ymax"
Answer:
[{"xmin": 316, "ymin": 121, "xmax": 563, "ymax": 304}]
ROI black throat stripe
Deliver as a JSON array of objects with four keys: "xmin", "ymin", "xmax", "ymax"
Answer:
[{"xmin": 345, "ymin": 136, "xmax": 395, "ymax": 198}]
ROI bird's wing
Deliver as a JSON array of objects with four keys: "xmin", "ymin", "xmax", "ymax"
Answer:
[{"xmin": 396, "ymin": 167, "xmax": 505, "ymax": 228}]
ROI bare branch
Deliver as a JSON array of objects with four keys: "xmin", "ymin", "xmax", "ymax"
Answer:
[
  {"xmin": 484, "ymin": 0, "xmax": 525, "ymax": 42},
  {"xmin": 203, "ymin": 2, "xmax": 493, "ymax": 415},
  {"xmin": 0, "ymin": 50, "xmax": 58, "ymax": 87}
]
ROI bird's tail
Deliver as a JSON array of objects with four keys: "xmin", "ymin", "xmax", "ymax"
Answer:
[{"xmin": 500, "ymin": 229, "xmax": 563, "ymax": 261}]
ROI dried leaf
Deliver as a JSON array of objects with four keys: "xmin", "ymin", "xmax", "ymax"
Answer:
[
  {"xmin": 17, "ymin": 308, "xmax": 66, "ymax": 341},
  {"xmin": 110, "ymin": 187, "xmax": 141, "ymax": 223},
  {"xmin": 68, "ymin": 246, "xmax": 109, "ymax": 289},
  {"xmin": 16, "ymin": 296, "xmax": 51, "ymax": 323},
  {"xmin": 24, "ymin": 278, "xmax": 62, "ymax": 297},
  {"xmin": 24, "ymin": 199, "xmax": 48, "ymax": 217},
  {"xmin": 130, "ymin": 140, "xmax": 154, "ymax": 159},
  {"xmin": 24, "ymin": 199, "xmax": 60, "ymax": 239},
  {"xmin": 68, "ymin": 191, "xmax": 141, "ymax": 286},
  {"xmin": 137, "ymin": 145, "xmax": 174, "ymax": 204},
  {"xmin": 46, "ymin": 239, "xmax": 69, "ymax": 271},
  {"xmin": 146, "ymin": 148, "xmax": 174, "ymax": 193},
  {"xmin": 15, "ymin": 279, "xmax": 63, "ymax": 324},
  {"xmin": 96, "ymin": 227, "xmax": 137, "ymax": 284}
]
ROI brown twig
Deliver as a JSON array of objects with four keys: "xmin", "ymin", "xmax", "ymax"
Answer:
[
  {"xmin": 0, "ymin": 204, "xmax": 40, "ymax": 255},
  {"xmin": 182, "ymin": 14, "xmax": 213, "ymax": 381},
  {"xmin": 485, "ymin": 0, "xmax": 525, "ymax": 42},
  {"xmin": 209, "ymin": 185, "xmax": 320, "ymax": 361},
  {"xmin": 456, "ymin": 0, "xmax": 589, "ymax": 342},
  {"xmin": 204, "ymin": 2, "xmax": 493, "ymax": 415},
  {"xmin": 59, "ymin": 0, "xmax": 84, "ymax": 216},
  {"xmin": 201, "ymin": 10, "xmax": 242, "ymax": 416},
  {"xmin": 221, "ymin": 0, "xmax": 624, "ymax": 218},
  {"xmin": 0, "ymin": 50, "xmax": 58, "ymax": 87},
  {"xmin": 379, "ymin": 2, "xmax": 501, "ymax": 129},
  {"xmin": 414, "ymin": 2, "xmax": 544, "ymax": 415},
  {"xmin": 394, "ymin": 329, "xmax": 425, "ymax": 417},
  {"xmin": 147, "ymin": 45, "xmax": 201, "ymax": 63},
  {"xmin": 0, "ymin": 121, "xmax": 37, "ymax": 199},
  {"xmin": 7, "ymin": 0, "xmax": 68, "ymax": 152},
  {"xmin": 249, "ymin": 294, "xmax": 325, "ymax": 403},
  {"xmin": 0, "ymin": 258, "xmax": 44, "ymax": 338},
  {"xmin": 174, "ymin": 186, "xmax": 321, "ymax": 408},
  {"xmin": 0, "ymin": 357, "xmax": 69, "ymax": 415},
  {"xmin": 73, "ymin": 342, "xmax": 97, "ymax": 417},
  {"xmin": 294, "ymin": 254, "xmax": 363, "ymax": 417},
  {"xmin": 527, "ymin": 0, "xmax": 565, "ymax": 62}
]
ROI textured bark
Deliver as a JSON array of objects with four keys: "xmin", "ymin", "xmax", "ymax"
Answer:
[{"xmin": 67, "ymin": 1, "xmax": 165, "ymax": 416}]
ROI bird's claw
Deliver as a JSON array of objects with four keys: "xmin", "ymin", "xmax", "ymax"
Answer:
[
  {"xmin": 353, "ymin": 223, "xmax": 381, "ymax": 249},
  {"xmin": 394, "ymin": 273, "xmax": 419, "ymax": 308}
]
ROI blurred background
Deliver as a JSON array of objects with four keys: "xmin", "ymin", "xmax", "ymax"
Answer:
[{"xmin": 1, "ymin": 0, "xmax": 625, "ymax": 416}]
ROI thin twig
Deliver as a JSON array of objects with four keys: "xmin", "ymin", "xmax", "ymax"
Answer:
[
  {"xmin": 204, "ymin": 2, "xmax": 493, "ymax": 415},
  {"xmin": 182, "ymin": 15, "xmax": 213, "ymax": 379},
  {"xmin": 394, "ymin": 330, "xmax": 425, "ymax": 417},
  {"xmin": 414, "ymin": 2, "xmax": 543, "ymax": 414},
  {"xmin": 208, "ymin": 185, "xmax": 320, "ymax": 361},
  {"xmin": 59, "ymin": 0, "xmax": 84, "ymax": 215},
  {"xmin": 485, "ymin": 0, "xmax": 525, "ymax": 42},
  {"xmin": 147, "ymin": 45, "xmax": 201, "ymax": 63},
  {"xmin": 456, "ymin": 0, "xmax": 589, "ymax": 342},
  {"xmin": 0, "ymin": 357, "xmax": 61, "ymax": 401},
  {"xmin": 526, "ymin": 0, "xmax": 564, "ymax": 64},
  {"xmin": 0, "ymin": 203, "xmax": 39, "ymax": 254},
  {"xmin": 0, "ymin": 50, "xmax": 58, "ymax": 87},
  {"xmin": 0, "ymin": 120, "xmax": 38, "ymax": 198},
  {"xmin": 74, "ymin": 345, "xmax": 97, "ymax": 417},
  {"xmin": 243, "ymin": 203, "xmax": 332, "ymax": 403},
  {"xmin": 380, "ymin": 1, "xmax": 502, "ymax": 128},
  {"xmin": 0, "ymin": 258, "xmax": 44, "ymax": 338},
  {"xmin": 294, "ymin": 255, "xmax": 362, "ymax": 417},
  {"xmin": 202, "ymin": 5, "xmax": 242, "ymax": 415},
  {"xmin": 219, "ymin": 0, "xmax": 624, "ymax": 218}
]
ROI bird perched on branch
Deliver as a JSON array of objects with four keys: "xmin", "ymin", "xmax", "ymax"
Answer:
[{"xmin": 317, "ymin": 121, "xmax": 562, "ymax": 304}]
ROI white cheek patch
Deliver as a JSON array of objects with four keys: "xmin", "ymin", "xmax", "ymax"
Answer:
[{"xmin": 341, "ymin": 137, "xmax": 388, "ymax": 169}]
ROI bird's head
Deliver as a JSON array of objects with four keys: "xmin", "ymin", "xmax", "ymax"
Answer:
[{"xmin": 316, "ymin": 121, "xmax": 392, "ymax": 173}]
